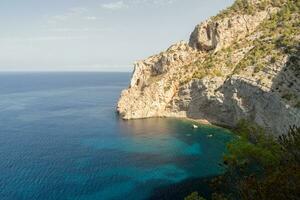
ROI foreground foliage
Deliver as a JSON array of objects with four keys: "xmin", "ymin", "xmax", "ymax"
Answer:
[{"xmin": 185, "ymin": 121, "xmax": 300, "ymax": 200}]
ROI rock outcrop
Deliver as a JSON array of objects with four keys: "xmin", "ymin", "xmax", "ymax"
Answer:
[
  {"xmin": 189, "ymin": 8, "xmax": 271, "ymax": 52},
  {"xmin": 117, "ymin": 0, "xmax": 300, "ymax": 135}
]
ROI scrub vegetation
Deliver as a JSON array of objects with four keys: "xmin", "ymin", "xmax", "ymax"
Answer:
[
  {"xmin": 184, "ymin": 2, "xmax": 300, "ymax": 198},
  {"xmin": 234, "ymin": 0, "xmax": 300, "ymax": 73},
  {"xmin": 187, "ymin": 0, "xmax": 300, "ymax": 81},
  {"xmin": 185, "ymin": 121, "xmax": 300, "ymax": 200}
]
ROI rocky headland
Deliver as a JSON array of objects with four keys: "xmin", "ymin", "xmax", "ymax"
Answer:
[{"xmin": 117, "ymin": 0, "xmax": 300, "ymax": 135}]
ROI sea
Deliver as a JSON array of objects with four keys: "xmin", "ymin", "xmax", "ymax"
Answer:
[{"xmin": 0, "ymin": 72, "xmax": 233, "ymax": 200}]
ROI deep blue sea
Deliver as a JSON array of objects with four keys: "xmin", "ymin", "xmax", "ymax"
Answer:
[{"xmin": 0, "ymin": 72, "xmax": 233, "ymax": 200}]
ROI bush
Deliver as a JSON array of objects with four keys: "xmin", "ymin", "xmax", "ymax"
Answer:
[
  {"xmin": 233, "ymin": 0, "xmax": 300, "ymax": 74},
  {"xmin": 184, "ymin": 192, "xmax": 206, "ymax": 200},
  {"xmin": 186, "ymin": 119, "xmax": 300, "ymax": 200},
  {"xmin": 282, "ymin": 93, "xmax": 294, "ymax": 101}
]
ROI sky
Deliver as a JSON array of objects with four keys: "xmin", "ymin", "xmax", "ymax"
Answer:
[{"xmin": 0, "ymin": 0, "xmax": 234, "ymax": 72}]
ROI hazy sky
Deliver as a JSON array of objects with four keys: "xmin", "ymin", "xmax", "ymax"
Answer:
[{"xmin": 0, "ymin": 0, "xmax": 234, "ymax": 72}]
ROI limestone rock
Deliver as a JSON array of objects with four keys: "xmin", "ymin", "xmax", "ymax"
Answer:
[
  {"xmin": 189, "ymin": 10, "xmax": 270, "ymax": 52},
  {"xmin": 117, "ymin": 1, "xmax": 300, "ymax": 135}
]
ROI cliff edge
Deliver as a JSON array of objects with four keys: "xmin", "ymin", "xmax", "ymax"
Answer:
[{"xmin": 117, "ymin": 0, "xmax": 300, "ymax": 135}]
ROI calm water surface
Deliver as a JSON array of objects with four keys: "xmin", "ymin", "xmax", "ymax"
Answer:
[{"xmin": 0, "ymin": 72, "xmax": 233, "ymax": 200}]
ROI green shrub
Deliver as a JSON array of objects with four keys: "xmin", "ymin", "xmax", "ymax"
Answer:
[
  {"xmin": 270, "ymin": 56, "xmax": 276, "ymax": 63},
  {"xmin": 294, "ymin": 101, "xmax": 300, "ymax": 108},
  {"xmin": 233, "ymin": 0, "xmax": 300, "ymax": 74},
  {"xmin": 282, "ymin": 93, "xmax": 294, "ymax": 101},
  {"xmin": 184, "ymin": 192, "xmax": 206, "ymax": 200},
  {"xmin": 221, "ymin": 121, "xmax": 300, "ymax": 200},
  {"xmin": 193, "ymin": 69, "xmax": 207, "ymax": 79},
  {"xmin": 187, "ymin": 120, "xmax": 300, "ymax": 200}
]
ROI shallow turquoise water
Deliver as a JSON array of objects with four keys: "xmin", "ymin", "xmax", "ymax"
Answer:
[{"xmin": 0, "ymin": 72, "xmax": 233, "ymax": 200}]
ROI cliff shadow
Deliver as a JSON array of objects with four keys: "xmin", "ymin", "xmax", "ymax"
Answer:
[{"xmin": 184, "ymin": 47, "xmax": 300, "ymax": 135}]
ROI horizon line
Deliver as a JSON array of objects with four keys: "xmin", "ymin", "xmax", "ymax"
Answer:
[{"xmin": 0, "ymin": 70, "xmax": 132, "ymax": 73}]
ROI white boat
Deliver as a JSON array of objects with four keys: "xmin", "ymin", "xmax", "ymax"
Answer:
[{"xmin": 192, "ymin": 124, "xmax": 198, "ymax": 129}]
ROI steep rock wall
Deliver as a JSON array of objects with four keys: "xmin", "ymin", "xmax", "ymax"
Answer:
[{"xmin": 117, "ymin": 1, "xmax": 300, "ymax": 135}]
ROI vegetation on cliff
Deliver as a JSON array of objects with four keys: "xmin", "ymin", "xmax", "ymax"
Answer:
[
  {"xmin": 214, "ymin": 0, "xmax": 294, "ymax": 20},
  {"xmin": 191, "ymin": 0, "xmax": 299, "ymax": 78},
  {"xmin": 118, "ymin": 0, "xmax": 299, "ymax": 134},
  {"xmin": 234, "ymin": 0, "xmax": 300, "ymax": 74},
  {"xmin": 188, "ymin": 0, "xmax": 300, "ymax": 109},
  {"xmin": 183, "ymin": 1, "xmax": 300, "ymax": 199}
]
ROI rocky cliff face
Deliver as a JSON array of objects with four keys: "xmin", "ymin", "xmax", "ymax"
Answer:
[{"xmin": 117, "ymin": 0, "xmax": 300, "ymax": 135}]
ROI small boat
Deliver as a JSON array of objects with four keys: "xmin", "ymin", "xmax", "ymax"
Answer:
[
  {"xmin": 192, "ymin": 124, "xmax": 198, "ymax": 129},
  {"xmin": 208, "ymin": 134, "xmax": 213, "ymax": 138}
]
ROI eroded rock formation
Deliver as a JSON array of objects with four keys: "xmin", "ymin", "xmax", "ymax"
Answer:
[{"xmin": 117, "ymin": 0, "xmax": 300, "ymax": 135}]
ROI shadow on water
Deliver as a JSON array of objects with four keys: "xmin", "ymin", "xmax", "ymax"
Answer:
[{"xmin": 147, "ymin": 175, "xmax": 217, "ymax": 200}]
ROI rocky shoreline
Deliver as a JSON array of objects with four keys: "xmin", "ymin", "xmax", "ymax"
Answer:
[{"xmin": 117, "ymin": 0, "xmax": 300, "ymax": 135}]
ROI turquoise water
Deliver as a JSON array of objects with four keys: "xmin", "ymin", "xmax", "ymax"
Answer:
[{"xmin": 0, "ymin": 72, "xmax": 233, "ymax": 200}]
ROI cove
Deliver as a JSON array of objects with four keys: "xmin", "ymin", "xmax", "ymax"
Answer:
[{"xmin": 0, "ymin": 72, "xmax": 233, "ymax": 200}]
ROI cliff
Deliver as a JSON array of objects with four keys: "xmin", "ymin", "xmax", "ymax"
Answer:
[{"xmin": 117, "ymin": 0, "xmax": 300, "ymax": 135}]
